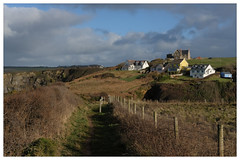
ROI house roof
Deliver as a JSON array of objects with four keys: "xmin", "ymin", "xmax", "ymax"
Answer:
[
  {"xmin": 151, "ymin": 63, "xmax": 164, "ymax": 68},
  {"xmin": 191, "ymin": 64, "xmax": 210, "ymax": 70},
  {"xmin": 169, "ymin": 59, "xmax": 184, "ymax": 65},
  {"xmin": 126, "ymin": 60, "xmax": 148, "ymax": 66},
  {"xmin": 182, "ymin": 50, "xmax": 189, "ymax": 55},
  {"xmin": 126, "ymin": 60, "xmax": 136, "ymax": 65}
]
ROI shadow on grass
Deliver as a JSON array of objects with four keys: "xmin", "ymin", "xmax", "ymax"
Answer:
[
  {"xmin": 90, "ymin": 104, "xmax": 129, "ymax": 156},
  {"xmin": 60, "ymin": 106, "xmax": 91, "ymax": 156}
]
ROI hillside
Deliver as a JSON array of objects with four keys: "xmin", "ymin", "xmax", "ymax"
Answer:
[
  {"xmin": 4, "ymin": 67, "xmax": 102, "ymax": 93},
  {"xmin": 3, "ymin": 57, "xmax": 236, "ymax": 156},
  {"xmin": 188, "ymin": 57, "xmax": 236, "ymax": 69},
  {"xmin": 67, "ymin": 57, "xmax": 236, "ymax": 102}
]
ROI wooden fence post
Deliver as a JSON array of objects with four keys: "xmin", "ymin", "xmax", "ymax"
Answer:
[
  {"xmin": 128, "ymin": 99, "xmax": 131, "ymax": 113},
  {"xmin": 109, "ymin": 95, "xmax": 111, "ymax": 103},
  {"xmin": 218, "ymin": 124, "xmax": 224, "ymax": 156},
  {"xmin": 134, "ymin": 103, "xmax": 137, "ymax": 114},
  {"xmin": 99, "ymin": 97, "xmax": 103, "ymax": 113},
  {"xmin": 174, "ymin": 117, "xmax": 179, "ymax": 141},
  {"xmin": 142, "ymin": 106, "xmax": 145, "ymax": 119},
  {"xmin": 154, "ymin": 111, "xmax": 157, "ymax": 128}
]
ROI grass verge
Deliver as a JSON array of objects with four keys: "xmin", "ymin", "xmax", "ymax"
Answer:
[
  {"xmin": 60, "ymin": 105, "xmax": 91, "ymax": 156},
  {"xmin": 90, "ymin": 103, "xmax": 129, "ymax": 156}
]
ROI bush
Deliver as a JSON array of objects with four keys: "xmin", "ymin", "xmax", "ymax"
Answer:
[
  {"xmin": 4, "ymin": 84, "xmax": 80, "ymax": 156},
  {"xmin": 22, "ymin": 138, "xmax": 57, "ymax": 156}
]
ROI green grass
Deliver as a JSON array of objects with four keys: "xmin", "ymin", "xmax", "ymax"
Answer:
[
  {"xmin": 158, "ymin": 78, "xmax": 184, "ymax": 84},
  {"xmin": 60, "ymin": 101, "xmax": 128, "ymax": 156},
  {"xmin": 22, "ymin": 138, "xmax": 57, "ymax": 156},
  {"xmin": 156, "ymin": 103, "xmax": 236, "ymax": 129},
  {"xmin": 176, "ymin": 75, "xmax": 194, "ymax": 81},
  {"xmin": 188, "ymin": 57, "xmax": 236, "ymax": 68},
  {"xmin": 204, "ymin": 74, "xmax": 233, "ymax": 82},
  {"xmin": 61, "ymin": 105, "xmax": 91, "ymax": 156},
  {"xmin": 90, "ymin": 104, "xmax": 128, "ymax": 155}
]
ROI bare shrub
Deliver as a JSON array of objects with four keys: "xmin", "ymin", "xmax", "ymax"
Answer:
[
  {"xmin": 4, "ymin": 84, "xmax": 80, "ymax": 156},
  {"xmin": 112, "ymin": 100, "xmax": 236, "ymax": 156}
]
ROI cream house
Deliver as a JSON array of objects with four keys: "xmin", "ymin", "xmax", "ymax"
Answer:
[
  {"xmin": 166, "ymin": 58, "xmax": 189, "ymax": 73},
  {"xmin": 122, "ymin": 60, "xmax": 149, "ymax": 71},
  {"xmin": 190, "ymin": 64, "xmax": 215, "ymax": 78}
]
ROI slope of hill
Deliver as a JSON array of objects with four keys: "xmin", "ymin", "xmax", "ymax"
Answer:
[
  {"xmin": 4, "ymin": 67, "xmax": 102, "ymax": 93},
  {"xmin": 187, "ymin": 57, "xmax": 236, "ymax": 69}
]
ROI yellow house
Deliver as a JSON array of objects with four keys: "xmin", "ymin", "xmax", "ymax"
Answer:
[{"xmin": 167, "ymin": 58, "xmax": 189, "ymax": 72}]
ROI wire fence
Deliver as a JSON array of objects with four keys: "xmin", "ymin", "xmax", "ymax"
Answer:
[{"xmin": 98, "ymin": 95, "xmax": 236, "ymax": 156}]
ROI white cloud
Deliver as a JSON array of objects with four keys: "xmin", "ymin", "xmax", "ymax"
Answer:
[{"xmin": 4, "ymin": 4, "xmax": 236, "ymax": 67}]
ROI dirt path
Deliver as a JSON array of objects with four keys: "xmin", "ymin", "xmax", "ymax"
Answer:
[
  {"xmin": 88, "ymin": 103, "xmax": 128, "ymax": 156},
  {"xmin": 80, "ymin": 115, "xmax": 93, "ymax": 156},
  {"xmin": 61, "ymin": 102, "xmax": 128, "ymax": 156}
]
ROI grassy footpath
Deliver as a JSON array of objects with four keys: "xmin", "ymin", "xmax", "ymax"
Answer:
[
  {"xmin": 60, "ymin": 104, "xmax": 91, "ymax": 156},
  {"xmin": 22, "ymin": 104, "xmax": 91, "ymax": 156},
  {"xmin": 60, "ymin": 101, "xmax": 128, "ymax": 156},
  {"xmin": 90, "ymin": 103, "xmax": 128, "ymax": 156}
]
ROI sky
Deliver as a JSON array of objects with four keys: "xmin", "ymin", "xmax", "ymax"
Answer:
[{"xmin": 4, "ymin": 3, "xmax": 237, "ymax": 67}]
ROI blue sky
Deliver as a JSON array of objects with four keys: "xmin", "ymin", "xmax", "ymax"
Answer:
[{"xmin": 4, "ymin": 4, "xmax": 236, "ymax": 66}]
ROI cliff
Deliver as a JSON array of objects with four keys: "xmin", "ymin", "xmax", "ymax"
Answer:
[{"xmin": 4, "ymin": 68, "xmax": 102, "ymax": 93}]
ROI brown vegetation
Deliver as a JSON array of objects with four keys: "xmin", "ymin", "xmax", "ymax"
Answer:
[
  {"xmin": 4, "ymin": 83, "xmax": 80, "ymax": 156},
  {"xmin": 144, "ymin": 81, "xmax": 236, "ymax": 103},
  {"xmin": 112, "ymin": 100, "xmax": 236, "ymax": 156},
  {"xmin": 67, "ymin": 71, "xmax": 152, "ymax": 98}
]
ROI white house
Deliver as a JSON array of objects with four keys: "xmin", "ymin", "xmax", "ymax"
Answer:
[
  {"xmin": 150, "ymin": 64, "xmax": 165, "ymax": 73},
  {"xmin": 122, "ymin": 60, "xmax": 149, "ymax": 71},
  {"xmin": 190, "ymin": 64, "xmax": 215, "ymax": 78}
]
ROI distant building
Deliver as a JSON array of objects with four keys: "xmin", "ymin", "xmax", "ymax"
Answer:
[
  {"xmin": 166, "ymin": 58, "xmax": 189, "ymax": 73},
  {"xmin": 173, "ymin": 49, "xmax": 191, "ymax": 60},
  {"xmin": 220, "ymin": 72, "xmax": 232, "ymax": 78},
  {"xmin": 166, "ymin": 54, "xmax": 174, "ymax": 59},
  {"xmin": 121, "ymin": 60, "xmax": 149, "ymax": 71},
  {"xmin": 190, "ymin": 64, "xmax": 215, "ymax": 78},
  {"xmin": 150, "ymin": 64, "xmax": 165, "ymax": 73}
]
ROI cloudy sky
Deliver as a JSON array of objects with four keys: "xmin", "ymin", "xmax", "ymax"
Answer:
[{"xmin": 4, "ymin": 3, "xmax": 236, "ymax": 67}]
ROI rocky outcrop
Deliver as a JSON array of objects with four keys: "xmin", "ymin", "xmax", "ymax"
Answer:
[
  {"xmin": 4, "ymin": 68, "xmax": 102, "ymax": 93},
  {"xmin": 4, "ymin": 72, "xmax": 52, "ymax": 93}
]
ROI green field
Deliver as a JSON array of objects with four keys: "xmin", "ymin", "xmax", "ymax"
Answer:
[{"xmin": 187, "ymin": 57, "xmax": 236, "ymax": 68}]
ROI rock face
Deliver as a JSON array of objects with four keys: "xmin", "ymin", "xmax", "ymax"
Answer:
[
  {"xmin": 4, "ymin": 68, "xmax": 102, "ymax": 93},
  {"xmin": 4, "ymin": 72, "xmax": 55, "ymax": 93}
]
